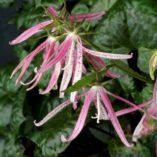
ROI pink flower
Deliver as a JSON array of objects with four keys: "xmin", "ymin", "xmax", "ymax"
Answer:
[
  {"xmin": 10, "ymin": 21, "xmax": 52, "ymax": 45},
  {"xmin": 133, "ymin": 79, "xmax": 157, "ymax": 142},
  {"xmin": 10, "ymin": 36, "xmax": 60, "ymax": 87},
  {"xmin": 48, "ymin": 6, "xmax": 105, "ymax": 22},
  {"xmin": 10, "ymin": 6, "xmax": 105, "ymax": 45},
  {"xmin": 34, "ymin": 85, "xmax": 149, "ymax": 147},
  {"xmin": 36, "ymin": 32, "xmax": 132, "ymax": 107},
  {"xmin": 11, "ymin": 29, "xmax": 132, "ymax": 109},
  {"xmin": 10, "ymin": 5, "xmax": 132, "ymax": 110}
]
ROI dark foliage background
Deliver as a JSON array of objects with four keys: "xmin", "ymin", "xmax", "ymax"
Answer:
[{"xmin": 1, "ymin": 0, "xmax": 157, "ymax": 157}]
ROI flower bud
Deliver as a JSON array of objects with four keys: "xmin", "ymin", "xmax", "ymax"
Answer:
[{"xmin": 149, "ymin": 51, "xmax": 157, "ymax": 80}]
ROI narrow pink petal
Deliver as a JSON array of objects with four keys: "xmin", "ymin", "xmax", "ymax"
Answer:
[
  {"xmin": 47, "ymin": 6, "xmax": 58, "ymax": 17},
  {"xmin": 61, "ymin": 87, "xmax": 96, "ymax": 142},
  {"xmin": 10, "ymin": 20, "xmax": 52, "ymax": 45},
  {"xmin": 60, "ymin": 41, "xmax": 75, "ymax": 98},
  {"xmin": 34, "ymin": 99, "xmax": 72, "ymax": 126},
  {"xmin": 26, "ymin": 73, "xmax": 43, "ymax": 91},
  {"xmin": 106, "ymin": 90, "xmax": 144, "ymax": 113},
  {"xmin": 99, "ymin": 87, "xmax": 132, "ymax": 147},
  {"xmin": 43, "ymin": 37, "xmax": 56, "ymax": 61},
  {"xmin": 68, "ymin": 11, "xmax": 105, "ymax": 22},
  {"xmin": 38, "ymin": 34, "xmax": 73, "ymax": 73},
  {"xmin": 132, "ymin": 114, "xmax": 146, "ymax": 142},
  {"xmin": 83, "ymin": 47, "xmax": 132, "ymax": 60},
  {"xmin": 70, "ymin": 38, "xmax": 83, "ymax": 108},
  {"xmin": 84, "ymin": 53, "xmax": 120, "ymax": 78},
  {"xmin": 20, "ymin": 73, "xmax": 39, "ymax": 86},
  {"xmin": 116, "ymin": 99, "xmax": 152, "ymax": 117},
  {"xmin": 40, "ymin": 62, "xmax": 61, "ymax": 94},
  {"xmin": 15, "ymin": 40, "xmax": 47, "ymax": 84},
  {"xmin": 34, "ymin": 92, "xmax": 87, "ymax": 127}
]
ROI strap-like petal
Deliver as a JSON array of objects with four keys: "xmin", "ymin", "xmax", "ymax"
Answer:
[
  {"xmin": 70, "ymin": 38, "xmax": 83, "ymax": 108},
  {"xmin": 10, "ymin": 20, "xmax": 52, "ymax": 45},
  {"xmin": 68, "ymin": 11, "xmax": 105, "ymax": 22},
  {"xmin": 61, "ymin": 87, "xmax": 96, "ymax": 142},
  {"xmin": 83, "ymin": 47, "xmax": 132, "ymax": 60},
  {"xmin": 99, "ymin": 87, "xmax": 132, "ymax": 147}
]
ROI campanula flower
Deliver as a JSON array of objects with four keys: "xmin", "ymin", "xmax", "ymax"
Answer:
[{"xmin": 34, "ymin": 85, "xmax": 148, "ymax": 147}]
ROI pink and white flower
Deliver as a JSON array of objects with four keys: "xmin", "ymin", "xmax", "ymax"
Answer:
[
  {"xmin": 133, "ymin": 79, "xmax": 157, "ymax": 142},
  {"xmin": 10, "ymin": 5, "xmax": 132, "ymax": 110},
  {"xmin": 34, "ymin": 85, "xmax": 150, "ymax": 147}
]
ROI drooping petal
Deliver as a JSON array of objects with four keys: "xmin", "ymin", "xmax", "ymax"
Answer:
[
  {"xmin": 116, "ymin": 99, "xmax": 151, "ymax": 117},
  {"xmin": 34, "ymin": 92, "xmax": 87, "ymax": 126},
  {"xmin": 70, "ymin": 38, "xmax": 83, "ymax": 109},
  {"xmin": 14, "ymin": 40, "xmax": 47, "ymax": 84},
  {"xmin": 47, "ymin": 6, "xmax": 58, "ymax": 17},
  {"xmin": 132, "ymin": 114, "xmax": 147, "ymax": 142},
  {"xmin": 60, "ymin": 40, "xmax": 75, "ymax": 98},
  {"xmin": 68, "ymin": 11, "xmax": 105, "ymax": 22},
  {"xmin": 61, "ymin": 87, "xmax": 96, "ymax": 142},
  {"xmin": 40, "ymin": 62, "xmax": 61, "ymax": 94},
  {"xmin": 99, "ymin": 87, "xmax": 132, "ymax": 147},
  {"xmin": 34, "ymin": 99, "xmax": 72, "ymax": 126},
  {"xmin": 19, "ymin": 38, "xmax": 57, "ymax": 89},
  {"xmin": 83, "ymin": 47, "xmax": 132, "ymax": 60},
  {"xmin": 106, "ymin": 90, "xmax": 144, "ymax": 113},
  {"xmin": 38, "ymin": 34, "xmax": 73, "ymax": 73},
  {"xmin": 92, "ymin": 92, "xmax": 109, "ymax": 123},
  {"xmin": 26, "ymin": 73, "xmax": 43, "ymax": 91},
  {"xmin": 84, "ymin": 53, "xmax": 120, "ymax": 78},
  {"xmin": 43, "ymin": 37, "xmax": 57, "ymax": 61},
  {"xmin": 10, "ymin": 21, "xmax": 52, "ymax": 45}
]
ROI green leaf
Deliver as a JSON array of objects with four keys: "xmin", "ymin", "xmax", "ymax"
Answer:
[
  {"xmin": 112, "ymin": 60, "xmax": 151, "ymax": 83},
  {"xmin": 91, "ymin": 0, "xmax": 117, "ymax": 12},
  {"xmin": 71, "ymin": 3, "xmax": 89, "ymax": 14},
  {"xmin": 94, "ymin": 0, "xmax": 157, "ymax": 52},
  {"xmin": 0, "ymin": 66, "xmax": 26, "ymax": 157},
  {"xmin": 66, "ymin": 67, "xmax": 110, "ymax": 93},
  {"xmin": 0, "ymin": 0, "xmax": 13, "ymax": 7},
  {"xmin": 66, "ymin": 72, "xmax": 97, "ymax": 93},
  {"xmin": 24, "ymin": 95, "xmax": 77, "ymax": 157},
  {"xmin": 137, "ymin": 47, "xmax": 154, "ymax": 74},
  {"xmin": 123, "ymin": 0, "xmax": 157, "ymax": 49},
  {"xmin": 109, "ymin": 140, "xmax": 152, "ymax": 157}
]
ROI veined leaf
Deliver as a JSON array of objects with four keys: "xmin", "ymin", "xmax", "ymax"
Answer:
[
  {"xmin": 65, "ymin": 67, "xmax": 111, "ymax": 93},
  {"xmin": 112, "ymin": 60, "xmax": 152, "ymax": 83}
]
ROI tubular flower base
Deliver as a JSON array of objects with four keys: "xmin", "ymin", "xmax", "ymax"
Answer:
[
  {"xmin": 34, "ymin": 86, "xmax": 150, "ymax": 147},
  {"xmin": 133, "ymin": 79, "xmax": 157, "ymax": 142}
]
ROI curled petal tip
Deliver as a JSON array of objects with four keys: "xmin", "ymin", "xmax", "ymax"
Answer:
[
  {"xmin": 61, "ymin": 135, "xmax": 68, "ymax": 142},
  {"xmin": 34, "ymin": 120, "xmax": 40, "ymax": 127},
  {"xmin": 129, "ymin": 53, "xmax": 133, "ymax": 58},
  {"xmin": 26, "ymin": 88, "xmax": 32, "ymax": 91},
  {"xmin": 15, "ymin": 79, "xmax": 20, "ymax": 85},
  {"xmin": 20, "ymin": 81, "xmax": 27, "ymax": 86},
  {"xmin": 9, "ymin": 41, "xmax": 14, "ymax": 45},
  {"xmin": 10, "ymin": 75, "xmax": 13, "ymax": 79}
]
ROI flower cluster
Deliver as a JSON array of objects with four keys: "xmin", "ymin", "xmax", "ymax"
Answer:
[
  {"xmin": 11, "ymin": 5, "xmax": 155, "ymax": 147},
  {"xmin": 10, "ymin": 6, "xmax": 132, "ymax": 108}
]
